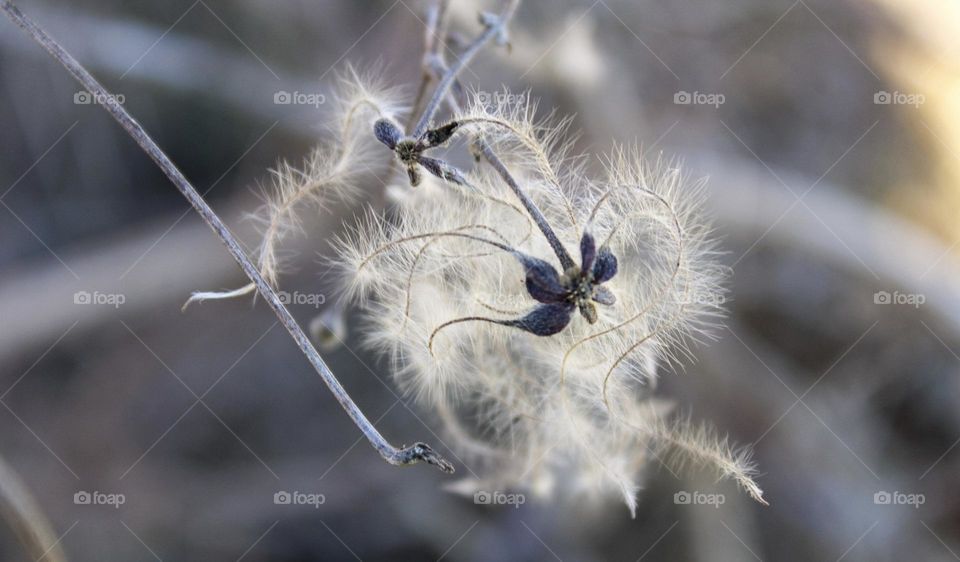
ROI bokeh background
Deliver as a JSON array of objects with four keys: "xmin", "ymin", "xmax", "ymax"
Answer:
[{"xmin": 1, "ymin": 0, "xmax": 959, "ymax": 560}]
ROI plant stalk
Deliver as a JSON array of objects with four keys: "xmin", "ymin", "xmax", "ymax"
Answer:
[
  {"xmin": 0, "ymin": 0, "xmax": 453, "ymax": 474},
  {"xmin": 411, "ymin": 0, "xmax": 519, "ymax": 138},
  {"xmin": 413, "ymin": 0, "xmax": 576, "ymax": 270}
]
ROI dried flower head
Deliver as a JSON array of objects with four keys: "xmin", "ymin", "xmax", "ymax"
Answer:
[
  {"xmin": 3, "ymin": 0, "xmax": 767, "ymax": 515},
  {"xmin": 374, "ymin": 118, "xmax": 469, "ymax": 187},
  {"xmin": 334, "ymin": 95, "xmax": 765, "ymax": 515}
]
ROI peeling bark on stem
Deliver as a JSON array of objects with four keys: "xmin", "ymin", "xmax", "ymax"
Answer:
[{"xmin": 0, "ymin": 0, "xmax": 453, "ymax": 474}]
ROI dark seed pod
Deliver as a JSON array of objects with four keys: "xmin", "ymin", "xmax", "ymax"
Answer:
[
  {"xmin": 578, "ymin": 301, "xmax": 598, "ymax": 324},
  {"xmin": 592, "ymin": 246, "xmax": 618, "ymax": 284},
  {"xmin": 592, "ymin": 285, "xmax": 616, "ymax": 306},
  {"xmin": 421, "ymin": 121, "xmax": 460, "ymax": 148},
  {"xmin": 373, "ymin": 118, "xmax": 403, "ymax": 150},
  {"xmin": 580, "ymin": 232, "xmax": 597, "ymax": 272},
  {"xmin": 513, "ymin": 254, "xmax": 566, "ymax": 304},
  {"xmin": 419, "ymin": 156, "xmax": 468, "ymax": 186},
  {"xmin": 406, "ymin": 166, "xmax": 422, "ymax": 187},
  {"xmin": 510, "ymin": 302, "xmax": 574, "ymax": 336}
]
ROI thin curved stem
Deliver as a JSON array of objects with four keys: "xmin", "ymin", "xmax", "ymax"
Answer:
[
  {"xmin": 1, "ymin": 0, "xmax": 453, "ymax": 473},
  {"xmin": 429, "ymin": 315, "xmax": 516, "ymax": 354},
  {"xmin": 411, "ymin": 0, "xmax": 520, "ymax": 138},
  {"xmin": 402, "ymin": 224, "xmax": 512, "ymax": 325},
  {"xmin": 358, "ymin": 229, "xmax": 518, "ymax": 273},
  {"xmin": 417, "ymin": 38, "xmax": 577, "ymax": 271},
  {"xmin": 478, "ymin": 141, "xmax": 577, "ymax": 270},
  {"xmin": 385, "ymin": 0, "xmax": 450, "ymax": 184},
  {"xmin": 449, "ymin": 114, "xmax": 580, "ymax": 231}
]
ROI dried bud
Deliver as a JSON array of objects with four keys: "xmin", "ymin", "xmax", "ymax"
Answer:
[
  {"xmin": 374, "ymin": 118, "xmax": 403, "ymax": 150},
  {"xmin": 418, "ymin": 156, "xmax": 469, "ymax": 186},
  {"xmin": 509, "ymin": 302, "xmax": 574, "ymax": 336},
  {"xmin": 592, "ymin": 246, "xmax": 618, "ymax": 283},
  {"xmin": 310, "ymin": 305, "xmax": 347, "ymax": 352},
  {"xmin": 421, "ymin": 121, "xmax": 460, "ymax": 148}
]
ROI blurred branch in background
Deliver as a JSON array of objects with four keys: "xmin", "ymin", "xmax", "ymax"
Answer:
[
  {"xmin": 0, "ymin": 3, "xmax": 316, "ymax": 134},
  {"xmin": 1, "ymin": 0, "xmax": 959, "ymax": 560},
  {"xmin": 0, "ymin": 455, "xmax": 65, "ymax": 561},
  {"xmin": 1, "ymin": 0, "xmax": 455, "ymax": 475}
]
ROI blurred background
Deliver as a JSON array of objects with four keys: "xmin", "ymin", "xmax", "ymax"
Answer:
[{"xmin": 1, "ymin": 0, "xmax": 959, "ymax": 560}]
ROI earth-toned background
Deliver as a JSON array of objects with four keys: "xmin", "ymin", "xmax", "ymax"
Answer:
[{"xmin": 1, "ymin": 0, "xmax": 958, "ymax": 560}]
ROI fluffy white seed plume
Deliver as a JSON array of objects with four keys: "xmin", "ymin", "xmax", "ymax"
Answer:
[
  {"xmin": 184, "ymin": 66, "xmax": 405, "ymax": 309},
  {"xmin": 334, "ymin": 94, "xmax": 764, "ymax": 515}
]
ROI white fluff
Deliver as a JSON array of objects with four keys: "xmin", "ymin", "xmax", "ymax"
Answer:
[{"xmin": 334, "ymin": 94, "xmax": 765, "ymax": 515}]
